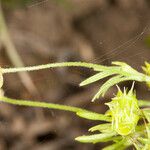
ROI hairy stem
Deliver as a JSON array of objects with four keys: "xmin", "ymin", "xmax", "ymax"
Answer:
[
  {"xmin": 0, "ymin": 96, "xmax": 111, "ymax": 122},
  {"xmin": 0, "ymin": 96, "xmax": 83, "ymax": 112},
  {"xmin": 2, "ymin": 62, "xmax": 105, "ymax": 74}
]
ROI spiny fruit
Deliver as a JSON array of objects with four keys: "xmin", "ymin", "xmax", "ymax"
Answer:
[{"xmin": 105, "ymin": 83, "xmax": 140, "ymax": 136}]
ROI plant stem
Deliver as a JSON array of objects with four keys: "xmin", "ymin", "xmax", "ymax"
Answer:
[
  {"xmin": 0, "ymin": 96, "xmax": 83, "ymax": 112},
  {"xmin": 2, "ymin": 62, "xmax": 105, "ymax": 74},
  {"xmin": 0, "ymin": 96, "xmax": 111, "ymax": 121}
]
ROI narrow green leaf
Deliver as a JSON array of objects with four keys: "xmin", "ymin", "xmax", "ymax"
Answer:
[
  {"xmin": 80, "ymin": 66, "xmax": 122, "ymax": 87},
  {"xmin": 112, "ymin": 61, "xmax": 128, "ymax": 66},
  {"xmin": 102, "ymin": 140, "xmax": 126, "ymax": 150},
  {"xmin": 80, "ymin": 72, "xmax": 108, "ymax": 86},
  {"xmin": 93, "ymin": 75, "xmax": 123, "ymax": 100},
  {"xmin": 75, "ymin": 132, "xmax": 116, "ymax": 144},
  {"xmin": 80, "ymin": 71, "xmax": 116, "ymax": 87},
  {"xmin": 92, "ymin": 75, "xmax": 136, "ymax": 101},
  {"xmin": 89, "ymin": 123, "xmax": 112, "ymax": 133},
  {"xmin": 92, "ymin": 75, "xmax": 121, "ymax": 101},
  {"xmin": 76, "ymin": 111, "xmax": 111, "ymax": 122}
]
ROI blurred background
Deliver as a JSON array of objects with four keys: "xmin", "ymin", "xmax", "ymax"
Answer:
[{"xmin": 0, "ymin": 0, "xmax": 150, "ymax": 149}]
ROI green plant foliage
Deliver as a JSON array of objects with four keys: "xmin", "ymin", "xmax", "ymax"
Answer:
[
  {"xmin": 2, "ymin": 61, "xmax": 150, "ymax": 101},
  {"xmin": 89, "ymin": 123, "xmax": 112, "ymax": 133},
  {"xmin": 75, "ymin": 132, "xmax": 117, "ymax": 144},
  {"xmin": 0, "ymin": 96, "xmax": 111, "ymax": 122},
  {"xmin": 1, "ymin": 61, "xmax": 150, "ymax": 149},
  {"xmin": 143, "ymin": 109, "xmax": 150, "ymax": 123},
  {"xmin": 142, "ymin": 62, "xmax": 150, "ymax": 75},
  {"xmin": 0, "ymin": 86, "xmax": 150, "ymax": 149},
  {"xmin": 75, "ymin": 86, "xmax": 150, "ymax": 149},
  {"xmin": 102, "ymin": 139, "xmax": 127, "ymax": 150}
]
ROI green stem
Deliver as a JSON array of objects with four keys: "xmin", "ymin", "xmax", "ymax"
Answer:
[
  {"xmin": 2, "ymin": 62, "xmax": 105, "ymax": 74},
  {"xmin": 0, "ymin": 96, "xmax": 111, "ymax": 122},
  {"xmin": 0, "ymin": 96, "xmax": 83, "ymax": 112}
]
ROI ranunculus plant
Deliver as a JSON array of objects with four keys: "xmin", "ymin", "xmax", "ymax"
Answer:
[{"xmin": 0, "ymin": 61, "xmax": 150, "ymax": 150}]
